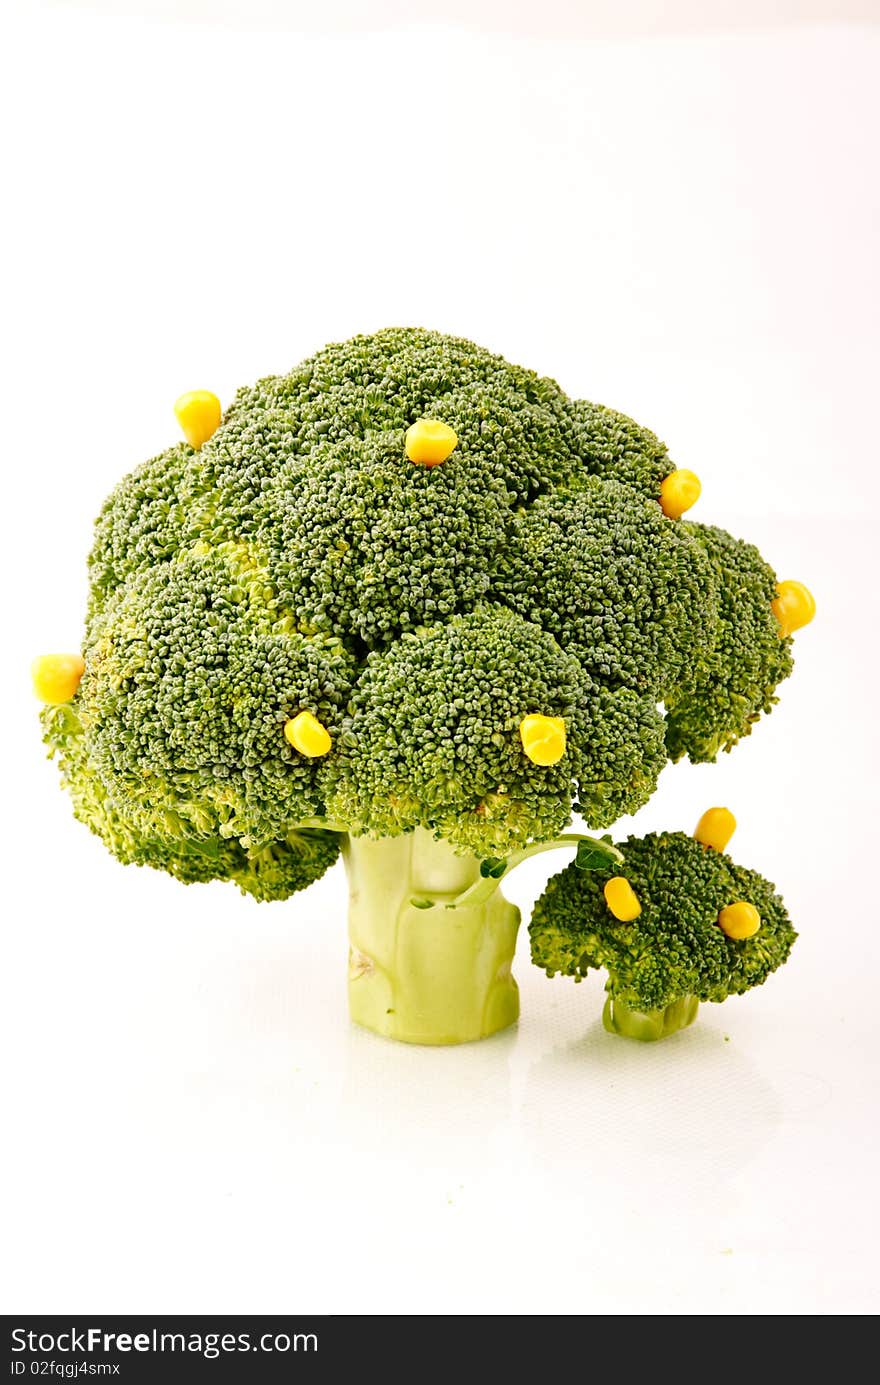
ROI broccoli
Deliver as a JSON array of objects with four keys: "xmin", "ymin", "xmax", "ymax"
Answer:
[
  {"xmin": 34, "ymin": 328, "xmax": 814, "ymax": 1046},
  {"xmin": 530, "ymin": 829, "xmax": 797, "ymax": 1041},
  {"xmin": 664, "ymin": 524, "xmax": 796, "ymax": 761},
  {"xmin": 491, "ymin": 479, "xmax": 719, "ymax": 699}
]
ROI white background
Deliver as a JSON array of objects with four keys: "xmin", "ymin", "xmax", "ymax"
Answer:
[{"xmin": 2, "ymin": 0, "xmax": 879, "ymax": 1316}]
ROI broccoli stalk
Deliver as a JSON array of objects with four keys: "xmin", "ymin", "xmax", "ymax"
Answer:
[
  {"xmin": 344, "ymin": 830, "xmax": 521, "ymax": 1044},
  {"xmin": 602, "ymin": 993, "xmax": 700, "ymax": 1042},
  {"xmin": 35, "ymin": 328, "xmax": 813, "ymax": 1047}
]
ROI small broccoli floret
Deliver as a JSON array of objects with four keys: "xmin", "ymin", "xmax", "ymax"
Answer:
[
  {"xmin": 417, "ymin": 379, "xmax": 582, "ymax": 503},
  {"xmin": 492, "ymin": 478, "xmax": 719, "ymax": 698},
  {"xmin": 88, "ymin": 444, "xmax": 195, "ymax": 622},
  {"xmin": 79, "ymin": 545, "xmax": 355, "ymax": 851},
  {"xmin": 260, "ymin": 434, "xmax": 511, "ymax": 646},
  {"xmin": 324, "ymin": 607, "xmax": 668, "ymax": 852},
  {"xmin": 664, "ymin": 524, "xmax": 794, "ymax": 762},
  {"xmin": 231, "ymin": 830, "xmax": 342, "ymax": 902},
  {"xmin": 530, "ymin": 830, "xmax": 796, "ymax": 1039},
  {"xmin": 41, "ymin": 703, "xmax": 339, "ymax": 899},
  {"xmin": 322, "ymin": 607, "xmax": 583, "ymax": 852},
  {"xmin": 570, "ymin": 399, "xmax": 674, "ymax": 496},
  {"xmin": 570, "ymin": 686, "xmax": 667, "ymax": 826}
]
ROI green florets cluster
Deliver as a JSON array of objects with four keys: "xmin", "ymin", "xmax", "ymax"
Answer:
[
  {"xmin": 323, "ymin": 605, "xmax": 664, "ymax": 852},
  {"xmin": 323, "ymin": 607, "xmax": 581, "ymax": 850},
  {"xmin": 530, "ymin": 831, "xmax": 796, "ymax": 1012},
  {"xmin": 262, "ymin": 435, "xmax": 511, "ymax": 644},
  {"xmin": 42, "ymin": 704, "xmax": 341, "ymax": 901},
  {"xmin": 664, "ymin": 525, "xmax": 794, "ymax": 761},
  {"xmin": 491, "ymin": 479, "xmax": 719, "ymax": 698},
  {"xmin": 43, "ymin": 328, "xmax": 797, "ymax": 900},
  {"xmin": 569, "ymin": 399, "xmax": 673, "ymax": 495},
  {"xmin": 88, "ymin": 443, "xmax": 194, "ymax": 623},
  {"xmin": 80, "ymin": 545, "xmax": 355, "ymax": 847}
]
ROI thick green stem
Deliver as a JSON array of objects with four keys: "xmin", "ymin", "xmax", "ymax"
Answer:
[
  {"xmin": 602, "ymin": 992, "xmax": 699, "ymax": 1042},
  {"xmin": 342, "ymin": 829, "xmax": 520, "ymax": 1045}
]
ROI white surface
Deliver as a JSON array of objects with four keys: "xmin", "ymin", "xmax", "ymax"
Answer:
[{"xmin": 2, "ymin": 2, "xmax": 879, "ymax": 1316}]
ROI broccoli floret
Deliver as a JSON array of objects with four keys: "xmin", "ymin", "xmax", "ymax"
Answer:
[
  {"xmin": 570, "ymin": 398, "xmax": 674, "ymax": 496},
  {"xmin": 491, "ymin": 479, "xmax": 719, "ymax": 698},
  {"xmin": 415, "ymin": 379, "xmax": 582, "ymax": 503},
  {"xmin": 665, "ymin": 524, "xmax": 794, "ymax": 761},
  {"xmin": 41, "ymin": 703, "xmax": 339, "ymax": 900},
  {"xmin": 570, "ymin": 685, "xmax": 667, "ymax": 826},
  {"xmin": 323, "ymin": 607, "xmax": 582, "ymax": 852},
  {"xmin": 70, "ymin": 544, "xmax": 355, "ymax": 853},
  {"xmin": 37, "ymin": 328, "xmax": 813, "ymax": 1047},
  {"xmin": 323, "ymin": 608, "xmax": 667, "ymax": 853},
  {"xmin": 530, "ymin": 831, "xmax": 796, "ymax": 1039},
  {"xmin": 231, "ymin": 830, "xmax": 342, "ymax": 902},
  {"xmin": 88, "ymin": 443, "xmax": 195, "ymax": 622},
  {"xmin": 260, "ymin": 434, "xmax": 511, "ymax": 646},
  {"xmin": 190, "ymin": 327, "xmax": 584, "ymax": 539}
]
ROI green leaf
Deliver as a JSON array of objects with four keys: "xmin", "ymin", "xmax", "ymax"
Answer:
[
  {"xmin": 574, "ymin": 840, "xmax": 618, "ymax": 872},
  {"xmin": 479, "ymin": 857, "xmax": 507, "ymax": 879}
]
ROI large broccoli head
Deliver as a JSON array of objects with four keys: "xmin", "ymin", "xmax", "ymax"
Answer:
[{"xmin": 40, "ymin": 328, "xmax": 802, "ymax": 899}]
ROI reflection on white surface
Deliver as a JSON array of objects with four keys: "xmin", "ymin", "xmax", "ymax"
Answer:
[
  {"xmin": 2, "ymin": 837, "xmax": 876, "ymax": 1313},
  {"xmin": 524, "ymin": 1016, "xmax": 781, "ymax": 1176}
]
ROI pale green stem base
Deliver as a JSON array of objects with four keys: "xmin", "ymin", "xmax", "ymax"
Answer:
[
  {"xmin": 343, "ymin": 829, "xmax": 521, "ymax": 1045},
  {"xmin": 603, "ymin": 993, "xmax": 699, "ymax": 1042}
]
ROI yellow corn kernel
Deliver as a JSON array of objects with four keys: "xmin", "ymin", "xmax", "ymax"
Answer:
[
  {"xmin": 519, "ymin": 714, "xmax": 567, "ymax": 766},
  {"xmin": 659, "ymin": 468, "xmax": 702, "ymax": 520},
  {"xmin": 771, "ymin": 580, "xmax": 816, "ymax": 638},
  {"xmin": 404, "ymin": 418, "xmax": 458, "ymax": 467},
  {"xmin": 31, "ymin": 653, "xmax": 85, "ymax": 704},
  {"xmin": 694, "ymin": 806, "xmax": 736, "ymax": 853},
  {"xmin": 284, "ymin": 710, "xmax": 332, "ymax": 758},
  {"xmin": 174, "ymin": 390, "xmax": 222, "ymax": 449},
  {"xmin": 718, "ymin": 901, "xmax": 761, "ymax": 940},
  {"xmin": 604, "ymin": 876, "xmax": 642, "ymax": 922}
]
